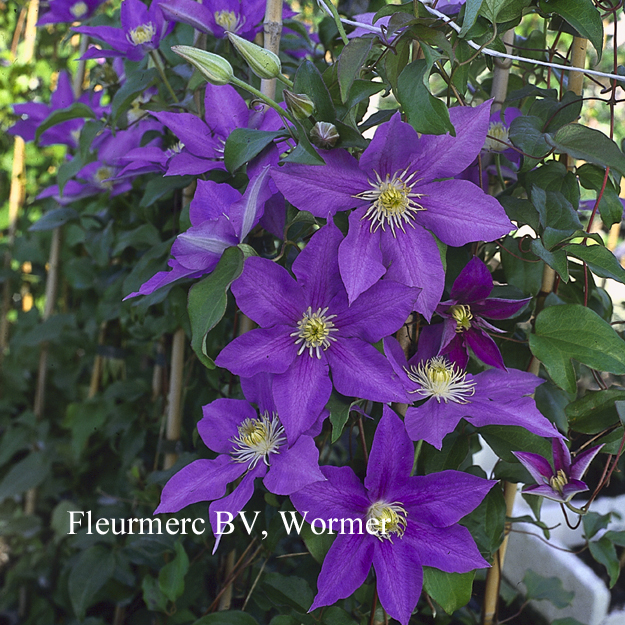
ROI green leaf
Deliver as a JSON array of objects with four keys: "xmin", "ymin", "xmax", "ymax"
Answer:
[
  {"xmin": 293, "ymin": 61, "xmax": 336, "ymax": 123},
  {"xmin": 583, "ymin": 512, "xmax": 611, "ymax": 540},
  {"xmin": 158, "ymin": 541, "xmax": 189, "ymax": 602},
  {"xmin": 224, "ymin": 129, "xmax": 286, "ymax": 172},
  {"xmin": 397, "ymin": 59, "xmax": 454, "ymax": 135},
  {"xmin": 326, "ymin": 391, "xmax": 353, "ymax": 443},
  {"xmin": 604, "ymin": 530, "xmax": 625, "ymax": 548},
  {"xmin": 549, "ymin": 124, "xmax": 625, "ymax": 177},
  {"xmin": 423, "ymin": 568, "xmax": 475, "ymax": 614},
  {"xmin": 460, "ymin": 483, "xmax": 506, "ymax": 559},
  {"xmin": 140, "ymin": 175, "xmax": 193, "ymax": 208},
  {"xmin": 589, "ymin": 537, "xmax": 620, "ymax": 587},
  {"xmin": 51, "ymin": 500, "xmax": 78, "ymax": 538},
  {"xmin": 29, "ymin": 207, "xmax": 79, "ymax": 231},
  {"xmin": 142, "ymin": 575, "xmax": 168, "ymax": 613},
  {"xmin": 69, "ymin": 545, "xmax": 115, "ymax": 619},
  {"xmin": 337, "ymin": 37, "xmax": 374, "ymax": 102},
  {"xmin": 479, "ymin": 425, "xmax": 552, "ymax": 463},
  {"xmin": 189, "ymin": 246, "xmax": 245, "ymax": 369},
  {"xmin": 523, "ymin": 569, "xmax": 574, "ymax": 608},
  {"xmin": 193, "ymin": 612, "xmax": 259, "ymax": 625},
  {"xmin": 531, "ymin": 239, "xmax": 569, "ymax": 282},
  {"xmin": 284, "ymin": 120, "xmax": 326, "ymax": 165},
  {"xmin": 566, "ymin": 390, "xmax": 625, "ymax": 434},
  {"xmin": 566, "ymin": 243, "xmax": 625, "ymax": 284},
  {"xmin": 459, "ymin": 0, "xmax": 484, "ymax": 36},
  {"xmin": 420, "ymin": 432, "xmax": 469, "ymax": 473},
  {"xmin": 0, "ymin": 451, "xmax": 50, "ymax": 503},
  {"xmin": 538, "ymin": 0, "xmax": 603, "ymax": 59},
  {"xmin": 261, "ymin": 573, "xmax": 313, "ymax": 611},
  {"xmin": 529, "ymin": 304, "xmax": 625, "ymax": 394},
  {"xmin": 500, "ymin": 235, "xmax": 543, "ymax": 296},
  {"xmin": 35, "ymin": 102, "xmax": 95, "ymax": 143},
  {"xmin": 111, "ymin": 67, "xmax": 159, "ymax": 124},
  {"xmin": 300, "ymin": 522, "xmax": 335, "ymax": 564},
  {"xmin": 509, "ymin": 116, "xmax": 552, "ymax": 168},
  {"xmin": 534, "ymin": 381, "xmax": 572, "ymax": 432},
  {"xmin": 480, "ymin": 0, "xmax": 521, "ymax": 23}
]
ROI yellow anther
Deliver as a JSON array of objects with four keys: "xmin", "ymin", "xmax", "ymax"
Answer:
[
  {"xmin": 450, "ymin": 304, "xmax": 473, "ymax": 333},
  {"xmin": 128, "ymin": 22, "xmax": 156, "ymax": 45}
]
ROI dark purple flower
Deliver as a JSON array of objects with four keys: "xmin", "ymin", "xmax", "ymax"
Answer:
[
  {"xmin": 215, "ymin": 220, "xmax": 419, "ymax": 443},
  {"xmin": 37, "ymin": 0, "xmax": 104, "ymax": 25},
  {"xmin": 384, "ymin": 329, "xmax": 563, "ymax": 449},
  {"xmin": 436, "ymin": 256, "xmax": 530, "ymax": 369},
  {"xmin": 291, "ymin": 407, "xmax": 494, "ymax": 625},
  {"xmin": 158, "ymin": 0, "xmax": 264, "ymax": 40},
  {"xmin": 513, "ymin": 439, "xmax": 604, "ymax": 503},
  {"xmin": 271, "ymin": 102, "xmax": 513, "ymax": 318},
  {"xmin": 124, "ymin": 167, "xmax": 274, "ymax": 298},
  {"xmin": 156, "ymin": 391, "xmax": 325, "ymax": 551},
  {"xmin": 74, "ymin": 0, "xmax": 171, "ymax": 61}
]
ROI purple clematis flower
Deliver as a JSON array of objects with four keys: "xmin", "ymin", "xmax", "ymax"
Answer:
[
  {"xmin": 215, "ymin": 220, "xmax": 419, "ymax": 443},
  {"xmin": 74, "ymin": 0, "xmax": 171, "ymax": 61},
  {"xmin": 155, "ymin": 388, "xmax": 325, "ymax": 552},
  {"xmin": 37, "ymin": 0, "xmax": 105, "ymax": 24},
  {"xmin": 291, "ymin": 407, "xmax": 494, "ymax": 625},
  {"xmin": 158, "ymin": 0, "xmax": 264, "ymax": 40},
  {"xmin": 271, "ymin": 101, "xmax": 513, "ymax": 318},
  {"xmin": 384, "ymin": 328, "xmax": 563, "ymax": 449},
  {"xmin": 514, "ymin": 439, "xmax": 604, "ymax": 503},
  {"xmin": 436, "ymin": 256, "xmax": 530, "ymax": 370},
  {"xmin": 125, "ymin": 166, "xmax": 274, "ymax": 298}
]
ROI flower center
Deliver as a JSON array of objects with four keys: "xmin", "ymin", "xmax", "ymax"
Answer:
[
  {"xmin": 214, "ymin": 10, "xmax": 245, "ymax": 33},
  {"xmin": 548, "ymin": 469, "xmax": 568, "ymax": 495},
  {"xmin": 484, "ymin": 121, "xmax": 509, "ymax": 152},
  {"xmin": 231, "ymin": 412, "xmax": 286, "ymax": 468},
  {"xmin": 354, "ymin": 169, "xmax": 424, "ymax": 236},
  {"xmin": 367, "ymin": 501, "xmax": 407, "ymax": 542},
  {"xmin": 405, "ymin": 356, "xmax": 476, "ymax": 404},
  {"xmin": 128, "ymin": 22, "xmax": 156, "ymax": 46},
  {"xmin": 70, "ymin": 1, "xmax": 88, "ymax": 18},
  {"xmin": 94, "ymin": 165, "xmax": 114, "ymax": 190},
  {"xmin": 449, "ymin": 304, "xmax": 473, "ymax": 332},
  {"xmin": 291, "ymin": 306, "xmax": 338, "ymax": 359}
]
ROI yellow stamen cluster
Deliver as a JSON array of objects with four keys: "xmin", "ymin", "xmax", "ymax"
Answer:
[
  {"xmin": 548, "ymin": 469, "xmax": 569, "ymax": 495},
  {"xmin": 406, "ymin": 356, "xmax": 476, "ymax": 404},
  {"xmin": 231, "ymin": 413, "xmax": 286, "ymax": 468},
  {"xmin": 94, "ymin": 165, "xmax": 114, "ymax": 190},
  {"xmin": 291, "ymin": 306, "xmax": 339, "ymax": 359},
  {"xmin": 367, "ymin": 501, "xmax": 408, "ymax": 542},
  {"xmin": 70, "ymin": 1, "xmax": 88, "ymax": 18},
  {"xmin": 449, "ymin": 304, "xmax": 473, "ymax": 333},
  {"xmin": 484, "ymin": 121, "xmax": 509, "ymax": 152},
  {"xmin": 128, "ymin": 22, "xmax": 156, "ymax": 46},
  {"xmin": 354, "ymin": 169, "xmax": 425, "ymax": 236},
  {"xmin": 214, "ymin": 10, "xmax": 245, "ymax": 33}
]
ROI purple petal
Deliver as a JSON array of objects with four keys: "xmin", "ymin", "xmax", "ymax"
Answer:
[
  {"xmin": 522, "ymin": 484, "xmax": 568, "ymax": 502},
  {"xmin": 158, "ymin": 0, "xmax": 214, "ymax": 34},
  {"xmin": 231, "ymin": 257, "xmax": 305, "ymax": 326},
  {"xmin": 409, "ymin": 324, "xmax": 445, "ymax": 366},
  {"xmin": 151, "ymin": 111, "xmax": 219, "ymax": 159},
  {"xmin": 409, "ymin": 101, "xmax": 493, "ymax": 180},
  {"xmin": 155, "ymin": 456, "xmax": 246, "ymax": 513},
  {"xmin": 512, "ymin": 451, "xmax": 554, "ymax": 484},
  {"xmin": 272, "ymin": 354, "xmax": 332, "ymax": 443},
  {"xmin": 473, "ymin": 368, "xmax": 544, "ymax": 399},
  {"xmin": 471, "ymin": 296, "xmax": 531, "ymax": 320},
  {"xmin": 570, "ymin": 444, "xmax": 604, "ymax": 481},
  {"xmin": 404, "ymin": 401, "xmax": 466, "ymax": 449},
  {"xmin": 240, "ymin": 372, "xmax": 277, "ymax": 414},
  {"xmin": 121, "ymin": 0, "xmax": 150, "ymax": 30},
  {"xmin": 190, "ymin": 179, "xmax": 241, "ymax": 225},
  {"xmin": 373, "ymin": 540, "xmax": 423, "ymax": 625},
  {"xmin": 203, "ymin": 83, "xmax": 249, "ymax": 136},
  {"xmin": 380, "ymin": 224, "xmax": 445, "ymax": 320},
  {"xmin": 214, "ymin": 326, "xmax": 297, "ymax": 377},
  {"xmin": 171, "ymin": 220, "xmax": 237, "ymax": 271},
  {"xmin": 383, "ymin": 336, "xmax": 414, "ymax": 391},
  {"xmin": 449, "ymin": 256, "xmax": 494, "ymax": 302},
  {"xmin": 338, "ymin": 208, "xmax": 386, "ymax": 304},
  {"xmin": 405, "ymin": 522, "xmax": 489, "ymax": 572},
  {"xmin": 415, "ymin": 180, "xmax": 513, "ymax": 247},
  {"xmin": 264, "ymin": 436, "xmax": 325, "ymax": 495},
  {"xmin": 327, "ymin": 337, "xmax": 407, "ymax": 404},
  {"xmin": 439, "ymin": 333, "xmax": 470, "ymax": 370},
  {"xmin": 561, "ymin": 479, "xmax": 591, "ymax": 500},
  {"xmin": 199, "ymin": 399, "xmax": 257, "ymax": 453},
  {"xmin": 292, "ymin": 220, "xmax": 343, "ymax": 309},
  {"xmin": 123, "ymin": 260, "xmax": 201, "ymax": 299},
  {"xmin": 166, "ymin": 151, "xmax": 220, "ymax": 176},
  {"xmin": 72, "ymin": 25, "xmax": 132, "ymax": 54},
  {"xmin": 271, "ymin": 150, "xmax": 369, "ymax": 217},
  {"xmin": 230, "ymin": 166, "xmax": 273, "ymax": 239},
  {"xmin": 464, "ymin": 328, "xmax": 506, "ymax": 369},
  {"xmin": 552, "ymin": 438, "xmax": 572, "ymax": 474},
  {"xmin": 309, "ymin": 533, "xmax": 374, "ymax": 612},
  {"xmin": 364, "ymin": 407, "xmax": 413, "ymax": 500}
]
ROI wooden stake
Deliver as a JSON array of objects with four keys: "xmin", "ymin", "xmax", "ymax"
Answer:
[
  {"xmin": 260, "ymin": 0, "xmax": 283, "ymax": 100},
  {"xmin": 163, "ymin": 328, "xmax": 186, "ymax": 470}
]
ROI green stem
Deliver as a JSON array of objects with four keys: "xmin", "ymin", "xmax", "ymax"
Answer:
[
  {"xmin": 565, "ymin": 501, "xmax": 587, "ymax": 515},
  {"xmin": 150, "ymin": 50, "xmax": 179, "ymax": 103},
  {"xmin": 230, "ymin": 76, "xmax": 295, "ymax": 124},
  {"xmin": 319, "ymin": 0, "xmax": 349, "ymax": 45},
  {"xmin": 277, "ymin": 73, "xmax": 294, "ymax": 88}
]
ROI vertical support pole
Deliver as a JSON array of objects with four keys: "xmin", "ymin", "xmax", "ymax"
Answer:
[{"xmin": 163, "ymin": 328, "xmax": 186, "ymax": 470}]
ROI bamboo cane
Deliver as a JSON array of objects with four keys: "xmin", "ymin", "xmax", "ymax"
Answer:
[
  {"xmin": 260, "ymin": 0, "xmax": 283, "ymax": 100},
  {"xmin": 163, "ymin": 328, "xmax": 186, "ymax": 470}
]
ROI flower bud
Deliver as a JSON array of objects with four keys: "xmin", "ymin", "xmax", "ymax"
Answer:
[
  {"xmin": 227, "ymin": 32, "xmax": 281, "ymax": 80},
  {"xmin": 283, "ymin": 90, "xmax": 315, "ymax": 120},
  {"xmin": 310, "ymin": 121, "xmax": 340, "ymax": 149},
  {"xmin": 171, "ymin": 45, "xmax": 233, "ymax": 85}
]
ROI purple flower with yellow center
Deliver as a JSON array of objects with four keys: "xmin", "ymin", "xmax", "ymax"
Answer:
[
  {"xmin": 38, "ymin": 0, "xmax": 105, "ymax": 24},
  {"xmin": 74, "ymin": 0, "xmax": 171, "ymax": 61},
  {"xmin": 513, "ymin": 439, "xmax": 604, "ymax": 503},
  {"xmin": 384, "ymin": 328, "xmax": 563, "ymax": 449},
  {"xmin": 291, "ymin": 407, "xmax": 494, "ymax": 625},
  {"xmin": 271, "ymin": 102, "xmax": 513, "ymax": 318},
  {"xmin": 158, "ymin": 0, "xmax": 264, "ymax": 40},
  {"xmin": 155, "ymin": 388, "xmax": 325, "ymax": 552},
  {"xmin": 214, "ymin": 220, "xmax": 418, "ymax": 443},
  {"xmin": 436, "ymin": 256, "xmax": 530, "ymax": 370}
]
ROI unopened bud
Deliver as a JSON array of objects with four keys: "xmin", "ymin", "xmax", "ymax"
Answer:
[
  {"xmin": 310, "ymin": 121, "xmax": 340, "ymax": 149},
  {"xmin": 227, "ymin": 32, "xmax": 281, "ymax": 80},
  {"xmin": 171, "ymin": 45, "xmax": 233, "ymax": 85},
  {"xmin": 284, "ymin": 90, "xmax": 315, "ymax": 120}
]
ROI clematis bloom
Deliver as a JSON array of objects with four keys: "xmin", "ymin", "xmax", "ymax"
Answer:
[
  {"xmin": 291, "ymin": 407, "xmax": 494, "ymax": 625},
  {"xmin": 514, "ymin": 438, "xmax": 604, "ymax": 503}
]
